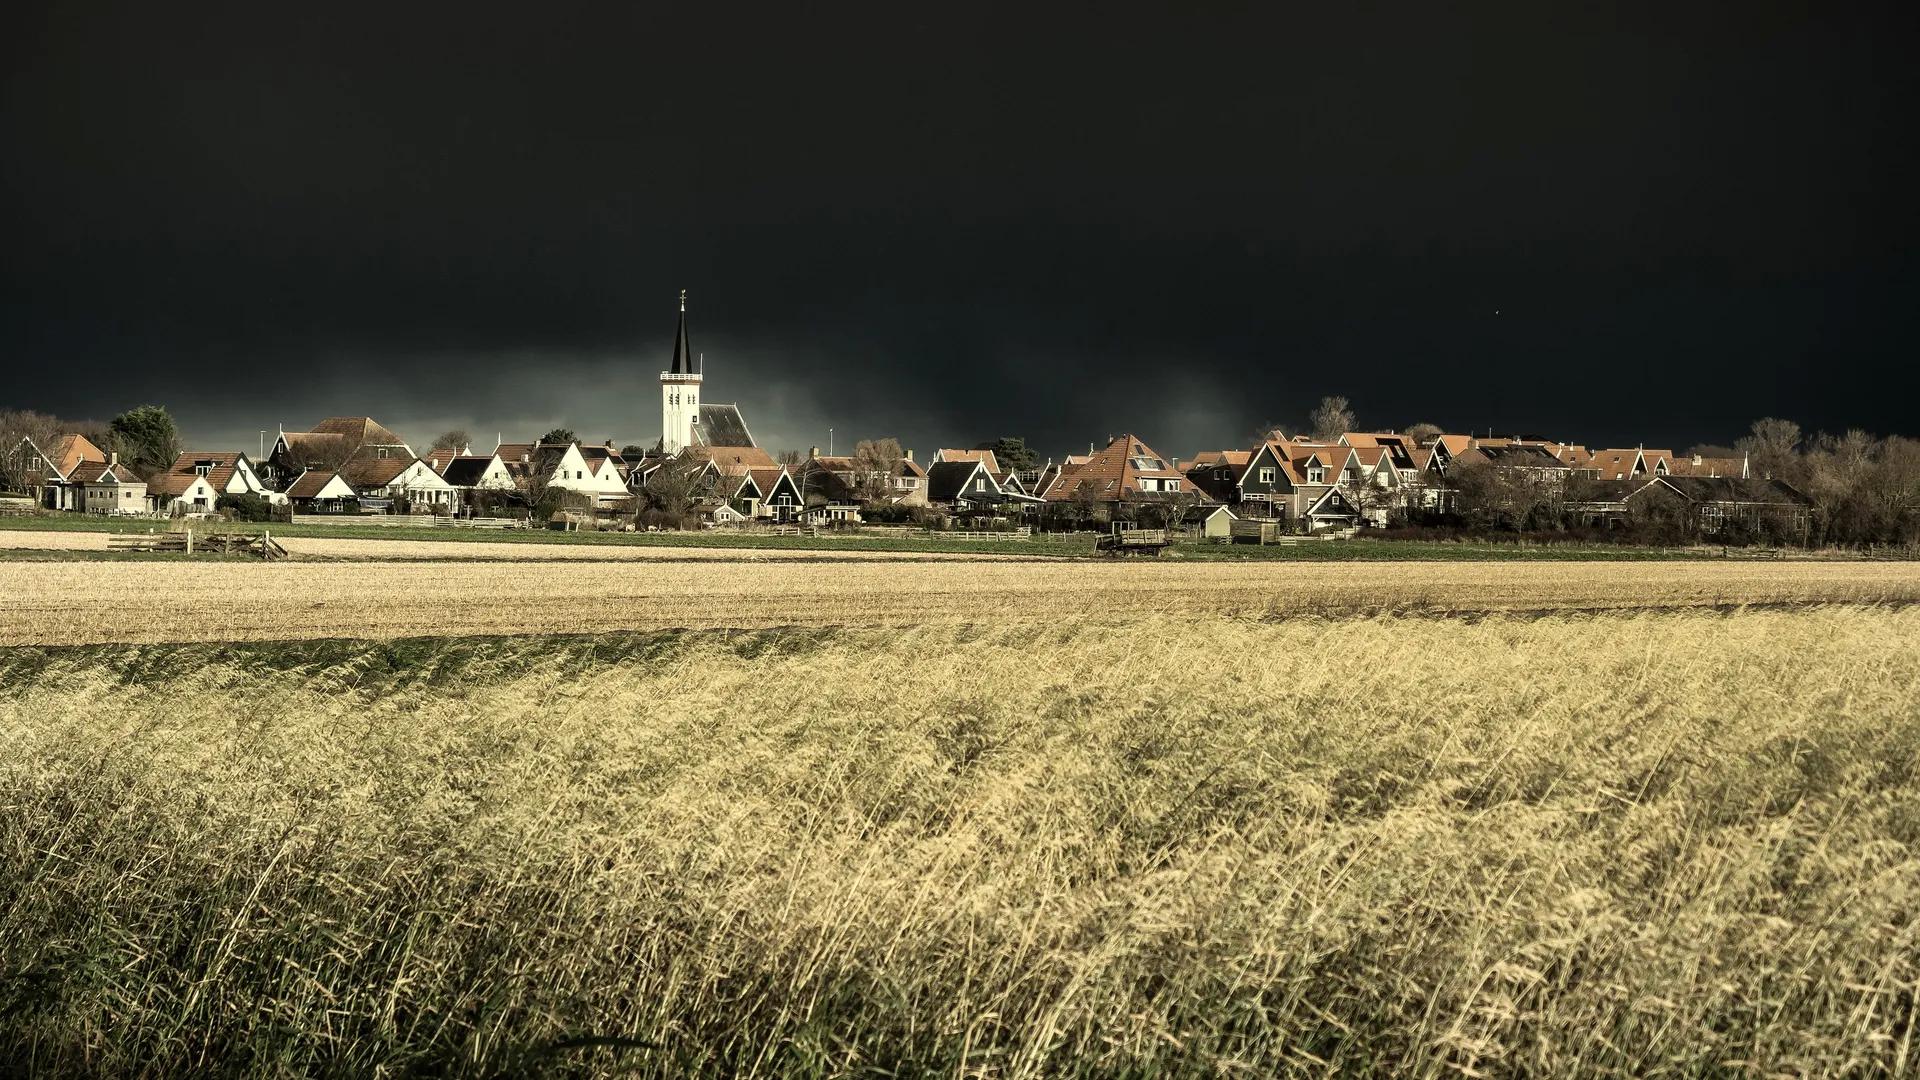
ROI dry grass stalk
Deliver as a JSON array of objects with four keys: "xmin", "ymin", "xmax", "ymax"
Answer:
[{"xmin": 1, "ymin": 608, "xmax": 1916, "ymax": 1075}]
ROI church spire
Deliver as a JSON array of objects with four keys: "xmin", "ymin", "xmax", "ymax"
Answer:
[{"xmin": 670, "ymin": 289, "xmax": 693, "ymax": 375}]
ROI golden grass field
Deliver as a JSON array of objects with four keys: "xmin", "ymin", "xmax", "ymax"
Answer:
[
  {"xmin": 2, "ymin": 607, "xmax": 1917, "ymax": 1076},
  {"xmin": 4, "ymin": 555, "xmax": 1920, "ymax": 645}
]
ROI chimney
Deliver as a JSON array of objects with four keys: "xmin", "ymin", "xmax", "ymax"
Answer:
[
  {"xmin": 109, "ymin": 451, "xmax": 118, "ymax": 466},
  {"xmin": 903, "ymin": 449, "xmax": 913, "ymax": 462},
  {"xmin": 809, "ymin": 445, "xmax": 820, "ymax": 458}
]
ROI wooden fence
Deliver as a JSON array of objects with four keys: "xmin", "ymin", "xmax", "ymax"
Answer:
[{"xmin": 105, "ymin": 529, "xmax": 287, "ymax": 559}]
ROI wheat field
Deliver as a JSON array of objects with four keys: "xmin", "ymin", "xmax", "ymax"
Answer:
[
  {"xmin": 3, "ymin": 606, "xmax": 1918, "ymax": 1076},
  {"xmin": 5, "ymin": 557, "xmax": 1920, "ymax": 645}
]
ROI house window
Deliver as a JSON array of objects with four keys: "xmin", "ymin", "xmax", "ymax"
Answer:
[{"xmin": 1259, "ymin": 467, "xmax": 1275, "ymax": 484}]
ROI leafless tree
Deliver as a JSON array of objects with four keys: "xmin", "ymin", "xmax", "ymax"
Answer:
[
  {"xmin": 643, "ymin": 456, "xmax": 721, "ymax": 521},
  {"xmin": 851, "ymin": 437, "xmax": 905, "ymax": 501},
  {"xmin": 283, "ymin": 433, "xmax": 357, "ymax": 473},
  {"xmin": 1403, "ymin": 422, "xmax": 1445, "ymax": 444},
  {"xmin": 1735, "ymin": 417, "xmax": 1803, "ymax": 483},
  {"xmin": 431, "ymin": 429, "xmax": 472, "ymax": 452},
  {"xmin": 1308, "ymin": 396, "xmax": 1355, "ymax": 442}
]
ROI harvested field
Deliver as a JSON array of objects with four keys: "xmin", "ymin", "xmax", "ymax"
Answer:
[
  {"xmin": 4, "ymin": 557, "xmax": 1920, "ymax": 645},
  {"xmin": 3, "ymin": 609, "xmax": 1917, "ymax": 1076}
]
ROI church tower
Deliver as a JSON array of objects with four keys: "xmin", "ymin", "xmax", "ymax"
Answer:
[{"xmin": 659, "ymin": 289, "xmax": 702, "ymax": 453}]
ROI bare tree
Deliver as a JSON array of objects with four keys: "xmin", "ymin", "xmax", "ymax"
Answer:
[
  {"xmin": 283, "ymin": 433, "xmax": 357, "ymax": 473},
  {"xmin": 1735, "ymin": 417, "xmax": 1803, "ymax": 483},
  {"xmin": 776, "ymin": 448, "xmax": 802, "ymax": 466},
  {"xmin": 1309, "ymin": 396, "xmax": 1356, "ymax": 442},
  {"xmin": 1403, "ymin": 422, "xmax": 1445, "ymax": 444},
  {"xmin": 431, "ymin": 429, "xmax": 472, "ymax": 452},
  {"xmin": 643, "ymin": 456, "xmax": 721, "ymax": 521},
  {"xmin": 851, "ymin": 437, "xmax": 905, "ymax": 501}
]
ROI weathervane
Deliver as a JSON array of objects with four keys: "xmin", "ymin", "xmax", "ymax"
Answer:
[{"xmin": 679, "ymin": 288, "xmax": 686, "ymax": 312}]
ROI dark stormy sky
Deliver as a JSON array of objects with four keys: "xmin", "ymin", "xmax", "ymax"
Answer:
[{"xmin": 4, "ymin": 2, "xmax": 1916, "ymax": 458}]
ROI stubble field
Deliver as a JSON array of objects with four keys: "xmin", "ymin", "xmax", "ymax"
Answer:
[
  {"xmin": 2, "ymin": 547, "xmax": 1918, "ymax": 1076},
  {"xmin": 3, "ymin": 554, "xmax": 1920, "ymax": 645}
]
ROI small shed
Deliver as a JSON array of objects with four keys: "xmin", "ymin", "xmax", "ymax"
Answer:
[{"xmin": 1182, "ymin": 503, "xmax": 1236, "ymax": 539}]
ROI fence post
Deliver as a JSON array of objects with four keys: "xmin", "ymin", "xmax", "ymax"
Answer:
[{"xmin": 184, "ymin": 528, "xmax": 193, "ymax": 555}]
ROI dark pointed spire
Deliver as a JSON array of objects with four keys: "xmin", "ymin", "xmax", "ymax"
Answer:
[{"xmin": 670, "ymin": 289, "xmax": 693, "ymax": 375}]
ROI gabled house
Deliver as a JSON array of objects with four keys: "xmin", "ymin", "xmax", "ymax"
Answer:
[
  {"xmin": 285, "ymin": 469, "xmax": 358, "ymax": 513},
  {"xmin": 1626, "ymin": 476, "xmax": 1812, "ymax": 539},
  {"xmin": 930, "ymin": 449, "xmax": 1000, "ymax": 471},
  {"xmin": 1042, "ymin": 434, "xmax": 1193, "ymax": 515},
  {"xmin": 266, "ymin": 417, "xmax": 413, "ymax": 489},
  {"xmin": 12, "ymin": 433, "xmax": 110, "ymax": 510},
  {"xmin": 148, "ymin": 452, "xmax": 277, "ymax": 515},
  {"xmin": 1584, "ymin": 447, "xmax": 1669, "ymax": 482},
  {"xmin": 1448, "ymin": 443, "xmax": 1573, "ymax": 480},
  {"xmin": 751, "ymin": 467, "xmax": 804, "ymax": 522},
  {"xmin": 338, "ymin": 455, "xmax": 458, "ymax": 511},
  {"xmin": 500, "ymin": 441, "xmax": 633, "ymax": 508},
  {"xmin": 1300, "ymin": 486, "xmax": 1361, "ymax": 531},
  {"xmin": 71, "ymin": 458, "xmax": 148, "ymax": 514},
  {"xmin": 926, "ymin": 459, "xmax": 1004, "ymax": 511},
  {"xmin": 1667, "ymin": 453, "xmax": 1749, "ymax": 479},
  {"xmin": 439, "ymin": 452, "xmax": 517, "ymax": 493},
  {"xmin": 1184, "ymin": 443, "xmax": 1301, "ymax": 521}
]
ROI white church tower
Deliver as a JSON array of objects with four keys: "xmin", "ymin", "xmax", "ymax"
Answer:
[{"xmin": 659, "ymin": 289, "xmax": 702, "ymax": 453}]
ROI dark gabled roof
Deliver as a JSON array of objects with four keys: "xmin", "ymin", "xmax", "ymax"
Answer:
[
  {"xmin": 1646, "ymin": 476, "xmax": 1812, "ymax": 506},
  {"xmin": 440, "ymin": 455, "xmax": 499, "ymax": 487},
  {"xmin": 1462, "ymin": 444, "xmax": 1569, "ymax": 468},
  {"xmin": 338, "ymin": 455, "xmax": 414, "ymax": 489},
  {"xmin": 310, "ymin": 417, "xmax": 410, "ymax": 448},
  {"xmin": 690, "ymin": 403, "xmax": 755, "ymax": 448},
  {"xmin": 926, "ymin": 460, "xmax": 987, "ymax": 503}
]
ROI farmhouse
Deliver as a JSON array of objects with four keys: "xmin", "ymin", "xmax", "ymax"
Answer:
[
  {"xmin": 148, "ymin": 452, "xmax": 276, "ymax": 515},
  {"xmin": 1628, "ymin": 476, "xmax": 1813, "ymax": 539},
  {"xmin": 1043, "ymin": 434, "xmax": 1190, "ymax": 515},
  {"xmin": 72, "ymin": 459, "xmax": 148, "ymax": 514},
  {"xmin": 285, "ymin": 469, "xmax": 358, "ymax": 512},
  {"xmin": 11, "ymin": 433, "xmax": 110, "ymax": 510}
]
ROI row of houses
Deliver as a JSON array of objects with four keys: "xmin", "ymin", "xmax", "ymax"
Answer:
[
  {"xmin": 9, "ymin": 418, "xmax": 1810, "ymax": 539},
  {"xmin": 6, "ymin": 296, "xmax": 1811, "ymax": 538}
]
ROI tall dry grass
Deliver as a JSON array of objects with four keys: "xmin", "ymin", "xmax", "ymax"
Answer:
[{"xmin": 1, "ymin": 609, "xmax": 1917, "ymax": 1076}]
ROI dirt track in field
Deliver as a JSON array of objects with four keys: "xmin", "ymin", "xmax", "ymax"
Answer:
[{"xmin": 4, "ymin": 555, "xmax": 1919, "ymax": 645}]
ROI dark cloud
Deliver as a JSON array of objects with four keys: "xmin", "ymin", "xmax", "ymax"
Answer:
[{"xmin": 4, "ymin": 1, "xmax": 1917, "ymax": 458}]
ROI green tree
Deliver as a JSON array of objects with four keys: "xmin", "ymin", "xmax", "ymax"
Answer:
[
  {"xmin": 108, "ymin": 405, "xmax": 181, "ymax": 477},
  {"xmin": 980, "ymin": 437, "xmax": 1039, "ymax": 473}
]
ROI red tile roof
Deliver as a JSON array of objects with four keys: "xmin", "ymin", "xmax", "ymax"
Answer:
[
  {"xmin": 150, "ymin": 452, "xmax": 247, "ymax": 497},
  {"xmin": 1044, "ymin": 434, "xmax": 1187, "ymax": 502},
  {"xmin": 42, "ymin": 434, "xmax": 108, "ymax": 478},
  {"xmin": 935, "ymin": 449, "xmax": 1000, "ymax": 472}
]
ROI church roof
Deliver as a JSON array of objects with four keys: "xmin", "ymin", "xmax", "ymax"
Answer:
[{"xmin": 690, "ymin": 403, "xmax": 756, "ymax": 448}]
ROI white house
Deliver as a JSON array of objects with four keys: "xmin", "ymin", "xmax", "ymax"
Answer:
[
  {"xmin": 73, "ymin": 460, "xmax": 148, "ymax": 515},
  {"xmin": 148, "ymin": 452, "xmax": 279, "ymax": 514}
]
